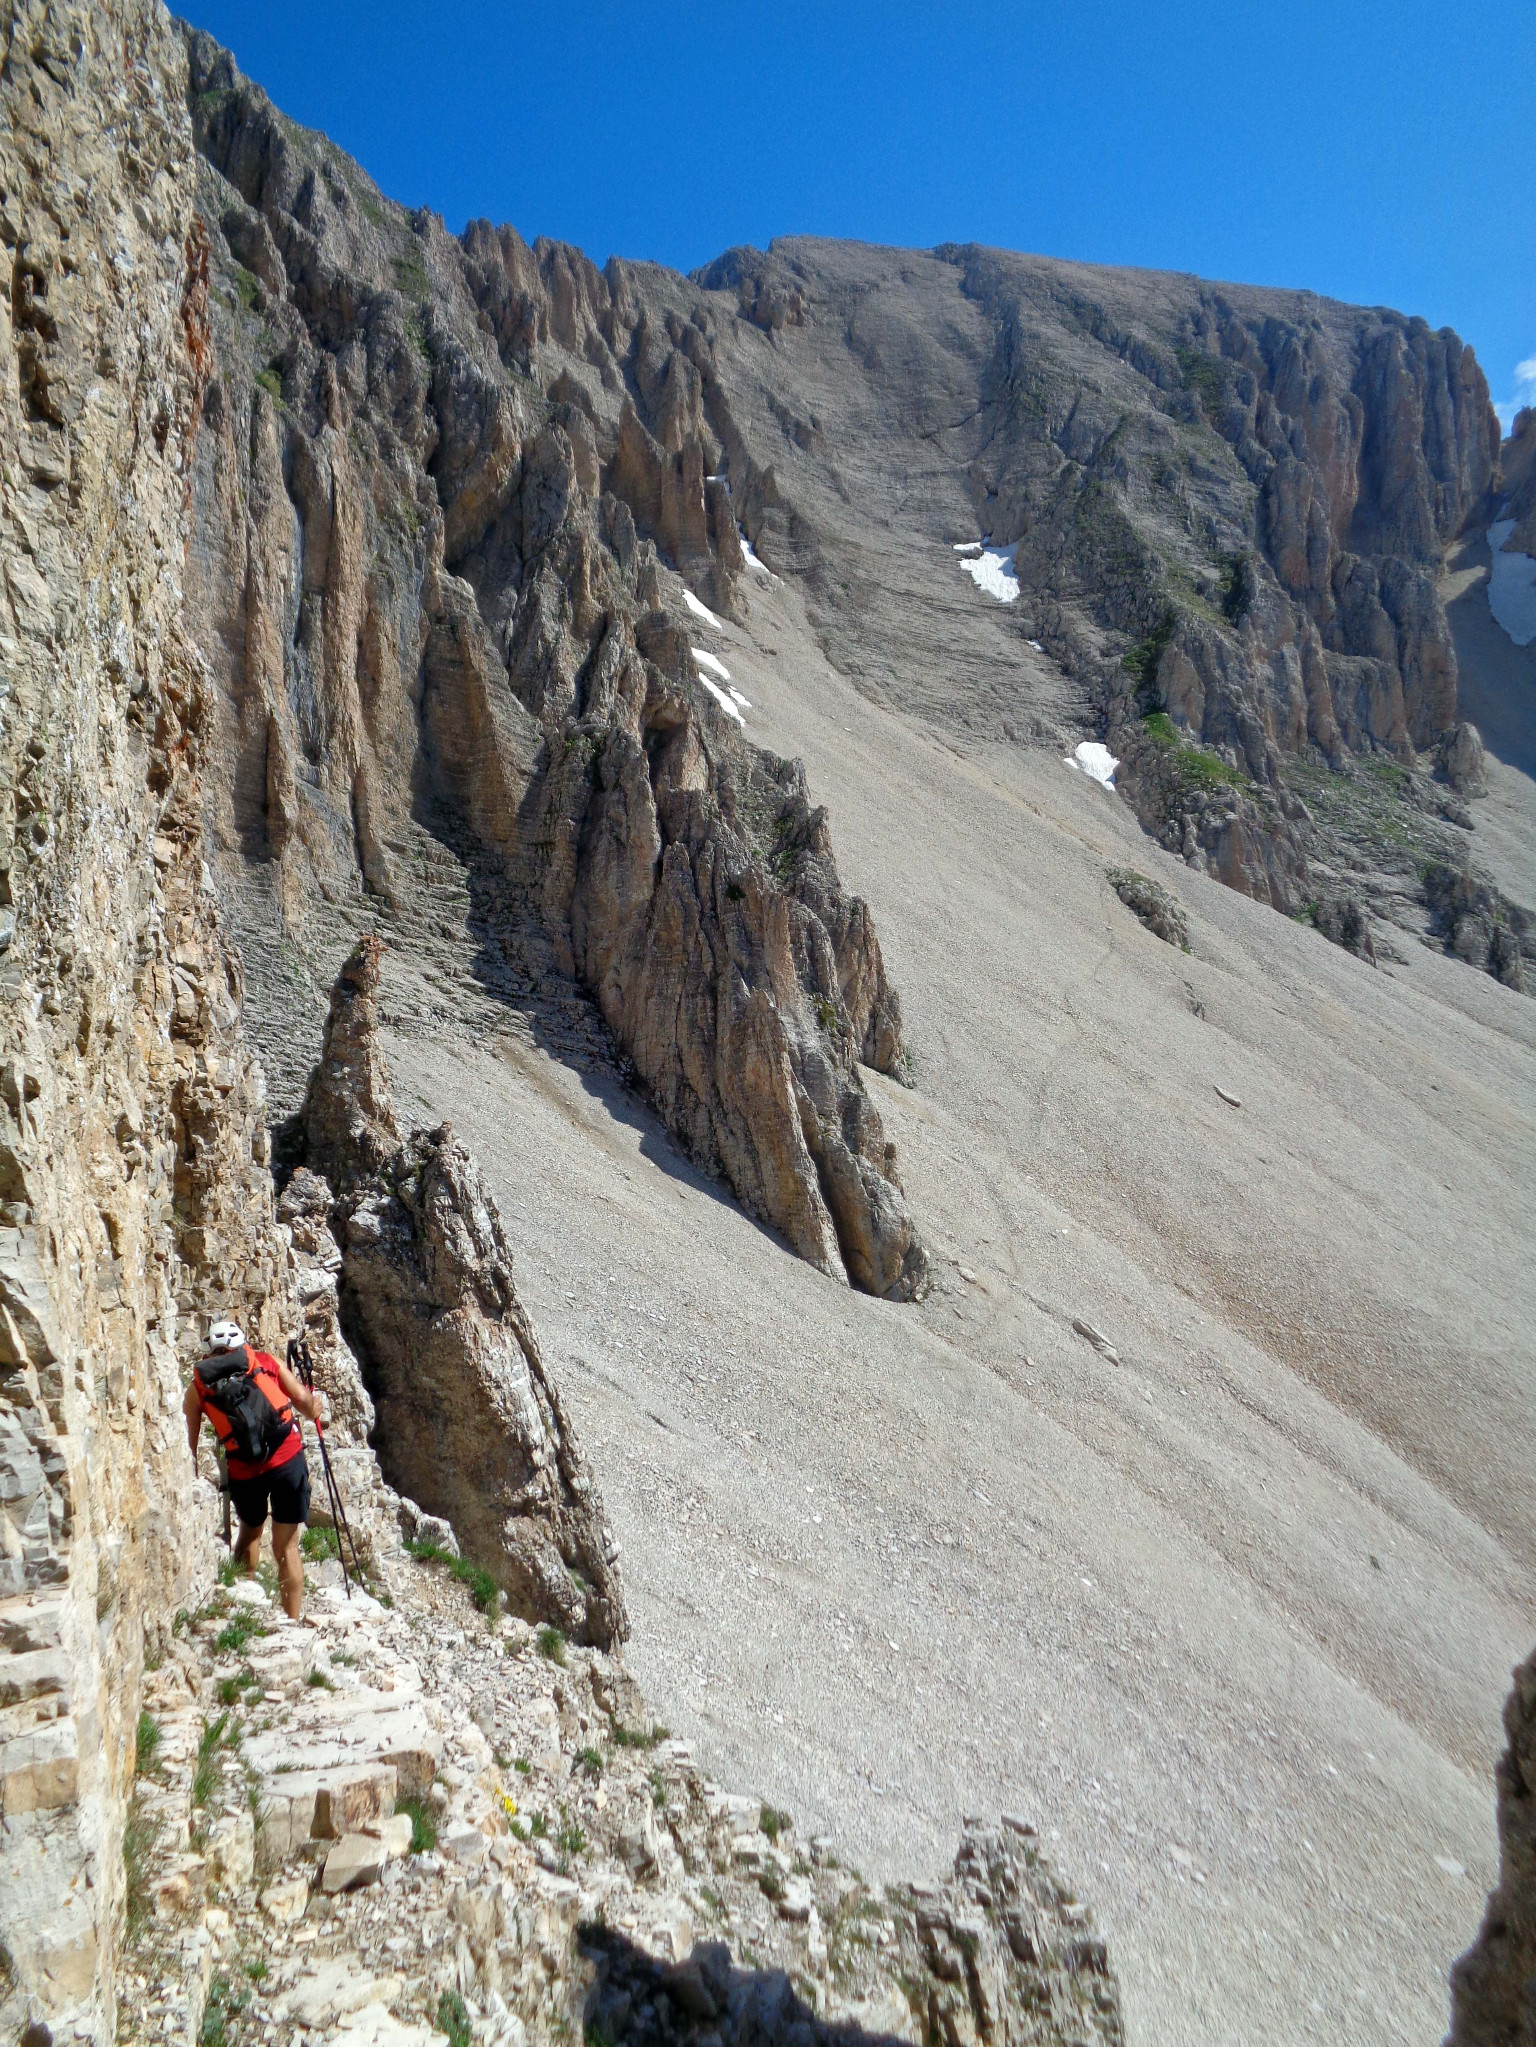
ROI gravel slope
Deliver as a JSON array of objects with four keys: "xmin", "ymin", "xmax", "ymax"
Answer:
[{"xmin": 377, "ymin": 571, "xmax": 1535, "ymax": 2047}]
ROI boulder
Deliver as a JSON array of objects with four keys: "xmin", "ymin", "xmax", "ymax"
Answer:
[
  {"xmin": 1438, "ymin": 720, "xmax": 1490, "ymax": 797},
  {"xmin": 278, "ymin": 1962, "xmax": 404, "ymax": 2027},
  {"xmin": 203, "ymin": 1812, "xmax": 255, "ymax": 1889},
  {"xmin": 259, "ymin": 1874, "xmax": 311, "ymax": 1924},
  {"xmin": 1106, "ymin": 867, "xmax": 1190, "ymax": 950},
  {"xmin": 322, "ymin": 1833, "xmax": 389, "ymax": 1895},
  {"xmin": 333, "ymin": 2005, "xmax": 444, "ymax": 2047}
]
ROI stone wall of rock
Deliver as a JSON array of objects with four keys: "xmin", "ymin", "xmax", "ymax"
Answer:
[
  {"xmin": 1499, "ymin": 406, "xmax": 1536, "ymax": 556},
  {"xmin": 940, "ymin": 244, "xmax": 1500, "ymax": 773},
  {"xmin": 177, "ymin": 30, "xmax": 926, "ymax": 1300},
  {"xmin": 300, "ymin": 939, "xmax": 628, "ymax": 1647},
  {"xmin": 1448, "ymin": 1645, "xmax": 1536, "ymax": 2045},
  {"xmin": 0, "ymin": 6, "xmax": 303, "ymax": 2037}
]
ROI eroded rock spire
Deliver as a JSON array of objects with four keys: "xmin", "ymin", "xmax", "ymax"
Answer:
[{"xmin": 303, "ymin": 938, "xmax": 627, "ymax": 1648}]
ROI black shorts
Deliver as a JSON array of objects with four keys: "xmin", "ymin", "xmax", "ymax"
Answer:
[{"xmin": 229, "ymin": 1451, "xmax": 310, "ymax": 1531}]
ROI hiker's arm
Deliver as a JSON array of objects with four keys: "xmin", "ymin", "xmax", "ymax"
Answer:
[
  {"xmin": 183, "ymin": 1381, "xmax": 202, "ymax": 1457},
  {"xmin": 275, "ymin": 1357, "xmax": 324, "ymax": 1423}
]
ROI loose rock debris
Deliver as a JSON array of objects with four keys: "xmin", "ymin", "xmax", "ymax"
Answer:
[
  {"xmin": 1071, "ymin": 1320, "xmax": 1122, "ymax": 1365},
  {"xmin": 121, "ymin": 1552, "xmax": 1123, "ymax": 2047}
]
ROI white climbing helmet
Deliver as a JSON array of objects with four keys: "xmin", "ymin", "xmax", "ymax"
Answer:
[{"xmin": 207, "ymin": 1320, "xmax": 246, "ymax": 1352}]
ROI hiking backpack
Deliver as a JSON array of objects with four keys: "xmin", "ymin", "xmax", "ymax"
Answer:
[{"xmin": 194, "ymin": 1346, "xmax": 295, "ymax": 1465}]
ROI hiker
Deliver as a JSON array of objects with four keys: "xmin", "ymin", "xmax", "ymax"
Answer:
[{"xmin": 184, "ymin": 1320, "xmax": 328, "ymax": 1620}]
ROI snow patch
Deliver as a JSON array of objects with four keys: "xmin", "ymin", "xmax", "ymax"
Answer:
[
  {"xmin": 691, "ymin": 646, "xmax": 732, "ymax": 684},
  {"xmin": 728, "ymin": 688, "xmax": 752, "ymax": 709},
  {"xmin": 695, "ymin": 671, "xmax": 745, "ymax": 725},
  {"xmin": 957, "ymin": 539, "xmax": 1019, "ymax": 603},
  {"xmin": 1487, "ymin": 518, "xmax": 1536, "ymax": 647},
  {"xmin": 739, "ymin": 527, "xmax": 777, "ymax": 581},
  {"xmin": 1064, "ymin": 741, "xmax": 1118, "ymax": 789},
  {"xmin": 684, "ymin": 589, "xmax": 724, "ymax": 630}
]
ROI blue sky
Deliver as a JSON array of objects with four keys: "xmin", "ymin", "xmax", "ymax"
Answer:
[{"xmin": 184, "ymin": 0, "xmax": 1534, "ymax": 433}]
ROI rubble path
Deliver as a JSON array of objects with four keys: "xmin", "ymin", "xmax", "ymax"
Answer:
[{"xmin": 120, "ymin": 1545, "xmax": 1122, "ymax": 2047}]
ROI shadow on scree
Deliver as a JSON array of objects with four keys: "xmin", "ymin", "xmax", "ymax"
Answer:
[{"xmin": 578, "ymin": 1926, "xmax": 907, "ymax": 2047}]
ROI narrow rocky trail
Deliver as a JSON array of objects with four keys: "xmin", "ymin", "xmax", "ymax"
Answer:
[{"xmin": 118, "ymin": 1520, "xmax": 1120, "ymax": 2047}]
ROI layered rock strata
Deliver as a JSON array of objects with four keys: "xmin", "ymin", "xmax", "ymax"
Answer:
[
  {"xmin": 1449, "ymin": 1645, "xmax": 1536, "ymax": 2045},
  {"xmin": 0, "ymin": 4, "xmax": 296, "ymax": 2034},
  {"xmin": 179, "ymin": 31, "xmax": 927, "ymax": 1299},
  {"xmin": 300, "ymin": 938, "xmax": 627, "ymax": 1648}
]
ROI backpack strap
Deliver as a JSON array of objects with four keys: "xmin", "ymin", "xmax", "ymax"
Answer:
[{"xmin": 247, "ymin": 1350, "xmax": 295, "ymax": 1430}]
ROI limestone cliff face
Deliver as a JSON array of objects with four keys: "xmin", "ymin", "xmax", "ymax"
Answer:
[
  {"xmin": 0, "ymin": 5, "xmax": 301, "ymax": 2035},
  {"xmin": 1499, "ymin": 407, "xmax": 1536, "ymax": 557},
  {"xmin": 0, "ymin": 29, "xmax": 632, "ymax": 2040},
  {"xmin": 587, "ymin": 236, "xmax": 1516, "ymax": 955},
  {"xmin": 178, "ymin": 32, "xmax": 927, "ymax": 1299},
  {"xmin": 922, "ymin": 244, "xmax": 1498, "ymax": 778},
  {"xmin": 1448, "ymin": 1644, "xmax": 1536, "ymax": 2045}
]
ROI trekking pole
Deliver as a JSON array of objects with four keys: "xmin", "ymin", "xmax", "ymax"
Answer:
[{"xmin": 288, "ymin": 1338, "xmax": 360, "ymax": 1600}]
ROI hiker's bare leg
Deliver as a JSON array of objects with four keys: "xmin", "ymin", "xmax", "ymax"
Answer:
[
  {"xmin": 271, "ymin": 1520, "xmax": 303, "ymax": 1620},
  {"xmin": 233, "ymin": 1520, "xmax": 263, "ymax": 1575}
]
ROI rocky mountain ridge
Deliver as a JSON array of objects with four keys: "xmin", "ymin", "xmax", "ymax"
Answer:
[
  {"xmin": 0, "ymin": 16, "xmax": 1111, "ymax": 2043},
  {"xmin": 299, "ymin": 936, "xmax": 628, "ymax": 1651},
  {"xmin": 1, "ymin": 7, "xmax": 1530, "ymax": 2047},
  {"xmin": 180, "ymin": 28, "xmax": 927, "ymax": 1301},
  {"xmin": 683, "ymin": 238, "xmax": 1530, "ymax": 982},
  {"xmin": 179, "ymin": 37, "xmax": 1535, "ymax": 1015}
]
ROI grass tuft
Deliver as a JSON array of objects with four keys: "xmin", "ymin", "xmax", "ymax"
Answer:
[
  {"xmin": 214, "ymin": 1609, "xmax": 265, "ymax": 1657},
  {"xmin": 395, "ymin": 1795, "xmax": 436, "ymax": 1854},
  {"xmin": 759, "ymin": 1804, "xmax": 791, "ymax": 1843},
  {"xmin": 611, "ymin": 1723, "xmax": 670, "ymax": 1750},
  {"xmin": 192, "ymin": 1713, "xmax": 236, "ymax": 1809},
  {"xmin": 435, "ymin": 1991, "xmax": 471, "ymax": 2047},
  {"xmin": 535, "ymin": 1624, "xmax": 567, "ymax": 1665},
  {"xmin": 200, "ymin": 1972, "xmax": 248, "ymax": 2047},
  {"xmin": 1140, "ymin": 710, "xmax": 1249, "ymax": 792},
  {"xmin": 1121, "ymin": 611, "xmax": 1177, "ymax": 706},
  {"xmin": 123, "ymin": 1807, "xmax": 159, "ymax": 1936},
  {"xmin": 405, "ymin": 1537, "xmax": 501, "ymax": 1618},
  {"xmin": 135, "ymin": 1711, "xmax": 161, "ymax": 1776}
]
